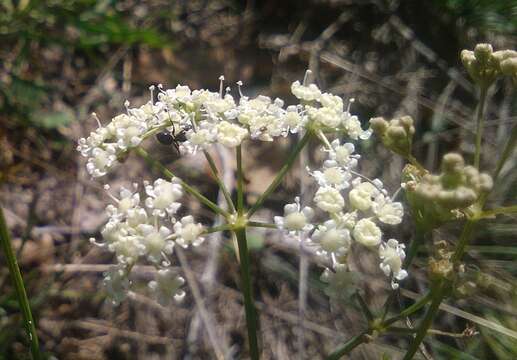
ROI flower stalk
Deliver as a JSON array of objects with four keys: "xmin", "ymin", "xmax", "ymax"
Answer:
[
  {"xmin": 326, "ymin": 291, "xmax": 432, "ymax": 359},
  {"xmin": 0, "ymin": 206, "xmax": 41, "ymax": 360},
  {"xmin": 234, "ymin": 227, "xmax": 260, "ymax": 360},
  {"xmin": 247, "ymin": 130, "xmax": 312, "ymax": 217},
  {"xmin": 237, "ymin": 145, "xmax": 245, "ymax": 216},
  {"xmin": 474, "ymin": 85, "xmax": 489, "ymax": 169},
  {"xmin": 135, "ymin": 147, "xmax": 230, "ymax": 218},
  {"xmin": 203, "ymin": 150, "xmax": 236, "ymax": 213}
]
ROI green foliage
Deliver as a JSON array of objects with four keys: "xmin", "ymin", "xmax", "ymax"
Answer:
[
  {"xmin": 434, "ymin": 0, "xmax": 517, "ymax": 34},
  {"xmin": 0, "ymin": 0, "xmax": 170, "ymax": 128}
]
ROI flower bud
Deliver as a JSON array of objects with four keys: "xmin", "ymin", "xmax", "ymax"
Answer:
[
  {"xmin": 370, "ymin": 115, "xmax": 415, "ymax": 157},
  {"xmin": 501, "ymin": 57, "xmax": 517, "ymax": 85},
  {"xmin": 405, "ymin": 153, "xmax": 492, "ymax": 229},
  {"xmin": 369, "ymin": 117, "xmax": 388, "ymax": 134},
  {"xmin": 461, "ymin": 50, "xmax": 476, "ymax": 68},
  {"xmin": 474, "ymin": 43, "xmax": 493, "ymax": 64},
  {"xmin": 478, "ymin": 173, "xmax": 493, "ymax": 192},
  {"xmin": 501, "ymin": 58, "xmax": 517, "ymax": 74},
  {"xmin": 493, "ymin": 50, "xmax": 517, "ymax": 68},
  {"xmin": 461, "ymin": 43, "xmax": 517, "ymax": 86},
  {"xmin": 442, "ymin": 152, "xmax": 464, "ymax": 173}
]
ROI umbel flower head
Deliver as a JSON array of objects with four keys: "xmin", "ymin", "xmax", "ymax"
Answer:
[
  {"xmin": 90, "ymin": 180, "xmax": 204, "ymax": 304},
  {"xmin": 414, "ymin": 153, "xmax": 492, "ymax": 209},
  {"xmin": 275, "ymin": 75, "xmax": 407, "ymax": 289},
  {"xmin": 404, "ymin": 153, "xmax": 493, "ymax": 229},
  {"xmin": 461, "ymin": 43, "xmax": 517, "ymax": 86},
  {"xmin": 78, "ymin": 74, "xmax": 373, "ymax": 179},
  {"xmin": 370, "ymin": 115, "xmax": 415, "ymax": 158},
  {"xmin": 80, "ymin": 72, "xmax": 406, "ymax": 302}
]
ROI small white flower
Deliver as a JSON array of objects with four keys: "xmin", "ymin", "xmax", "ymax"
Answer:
[
  {"xmin": 329, "ymin": 140, "xmax": 358, "ymax": 168},
  {"xmin": 342, "ymin": 113, "xmax": 371, "ymax": 140},
  {"xmin": 105, "ymin": 185, "xmax": 140, "ymax": 219},
  {"xmin": 204, "ymin": 94, "xmax": 236, "ymax": 115},
  {"xmin": 110, "ymin": 234, "xmax": 146, "ymax": 265},
  {"xmin": 216, "ymin": 121, "xmax": 248, "ymax": 147},
  {"xmin": 274, "ymin": 197, "xmax": 314, "ymax": 233},
  {"xmin": 149, "ymin": 269, "xmax": 186, "ymax": 306},
  {"xmin": 284, "ymin": 106, "xmax": 303, "ymax": 133},
  {"xmin": 314, "ymin": 186, "xmax": 345, "ymax": 213},
  {"xmin": 189, "ymin": 123, "xmax": 217, "ymax": 145},
  {"xmin": 318, "ymin": 93, "xmax": 343, "ymax": 111},
  {"xmin": 312, "ymin": 220, "xmax": 351, "ymax": 255},
  {"xmin": 372, "ymin": 194, "xmax": 404, "ymax": 225},
  {"xmin": 311, "ymin": 160, "xmax": 351, "ymax": 190},
  {"xmin": 138, "ymin": 224, "xmax": 174, "ymax": 263},
  {"xmin": 337, "ymin": 211, "xmax": 358, "ymax": 230},
  {"xmin": 145, "ymin": 179, "xmax": 183, "ymax": 217},
  {"xmin": 348, "ymin": 181, "xmax": 379, "ymax": 211},
  {"xmin": 379, "ymin": 239, "xmax": 407, "ymax": 289},
  {"xmin": 126, "ymin": 207, "xmax": 148, "ymax": 228},
  {"xmin": 291, "ymin": 80, "xmax": 321, "ymax": 101},
  {"xmin": 352, "ymin": 218, "xmax": 382, "ymax": 247},
  {"xmin": 307, "ymin": 106, "xmax": 342, "ymax": 128},
  {"xmin": 86, "ymin": 146, "xmax": 118, "ymax": 177},
  {"xmin": 174, "ymin": 216, "xmax": 205, "ymax": 248}
]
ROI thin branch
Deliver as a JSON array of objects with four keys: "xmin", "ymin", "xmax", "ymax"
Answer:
[{"xmin": 175, "ymin": 247, "xmax": 228, "ymax": 360}]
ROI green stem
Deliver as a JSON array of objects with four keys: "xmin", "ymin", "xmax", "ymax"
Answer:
[
  {"xmin": 355, "ymin": 292, "xmax": 374, "ymax": 323},
  {"xmin": 134, "ymin": 147, "xmax": 230, "ymax": 218},
  {"xmin": 383, "ymin": 291, "xmax": 433, "ymax": 327},
  {"xmin": 202, "ymin": 224, "xmax": 233, "ymax": 235},
  {"xmin": 474, "ymin": 85, "xmax": 488, "ymax": 169},
  {"xmin": 451, "ymin": 219, "xmax": 477, "ymax": 264},
  {"xmin": 234, "ymin": 228, "xmax": 260, "ymax": 360},
  {"xmin": 404, "ymin": 225, "xmax": 428, "ymax": 270},
  {"xmin": 402, "ymin": 220, "xmax": 477, "ymax": 360},
  {"xmin": 247, "ymin": 221, "xmax": 278, "ymax": 229},
  {"xmin": 326, "ymin": 331, "xmax": 368, "ymax": 360},
  {"xmin": 326, "ymin": 292, "xmax": 432, "ymax": 359},
  {"xmin": 247, "ymin": 131, "xmax": 312, "ymax": 217},
  {"xmin": 0, "ymin": 206, "xmax": 41, "ymax": 360},
  {"xmin": 402, "ymin": 284, "xmax": 449, "ymax": 360},
  {"xmin": 236, "ymin": 145, "xmax": 245, "ymax": 216},
  {"xmin": 401, "ymin": 82, "xmax": 493, "ymax": 359},
  {"xmin": 203, "ymin": 150, "xmax": 236, "ymax": 214}
]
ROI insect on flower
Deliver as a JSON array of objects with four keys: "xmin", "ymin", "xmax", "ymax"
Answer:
[{"xmin": 156, "ymin": 123, "xmax": 190, "ymax": 153}]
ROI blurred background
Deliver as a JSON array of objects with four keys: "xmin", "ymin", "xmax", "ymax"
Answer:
[{"xmin": 0, "ymin": 0, "xmax": 516, "ymax": 359}]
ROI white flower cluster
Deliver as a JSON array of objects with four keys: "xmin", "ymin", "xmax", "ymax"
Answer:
[
  {"xmin": 273, "ymin": 99, "xmax": 406, "ymax": 289},
  {"xmin": 80, "ymin": 72, "xmax": 403, "ymax": 304},
  {"xmin": 91, "ymin": 179, "xmax": 204, "ymax": 303},
  {"xmin": 291, "ymin": 82, "xmax": 372, "ymax": 140},
  {"xmin": 78, "ymin": 75, "xmax": 372, "ymax": 178}
]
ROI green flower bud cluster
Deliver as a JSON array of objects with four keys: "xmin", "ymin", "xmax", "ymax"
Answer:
[
  {"xmin": 370, "ymin": 115, "xmax": 415, "ymax": 158},
  {"xmin": 461, "ymin": 43, "xmax": 517, "ymax": 87},
  {"xmin": 403, "ymin": 153, "xmax": 492, "ymax": 230},
  {"xmin": 414, "ymin": 153, "xmax": 492, "ymax": 210}
]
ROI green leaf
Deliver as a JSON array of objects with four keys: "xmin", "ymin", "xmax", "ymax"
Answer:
[{"xmin": 31, "ymin": 110, "xmax": 74, "ymax": 129}]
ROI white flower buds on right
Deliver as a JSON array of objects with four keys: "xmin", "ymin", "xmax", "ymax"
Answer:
[
  {"xmin": 370, "ymin": 115, "xmax": 415, "ymax": 157},
  {"xmin": 413, "ymin": 153, "xmax": 492, "ymax": 211},
  {"xmin": 461, "ymin": 43, "xmax": 517, "ymax": 87}
]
